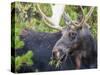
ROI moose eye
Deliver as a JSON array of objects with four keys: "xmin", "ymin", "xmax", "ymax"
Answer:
[{"xmin": 69, "ymin": 32, "xmax": 77, "ymax": 41}]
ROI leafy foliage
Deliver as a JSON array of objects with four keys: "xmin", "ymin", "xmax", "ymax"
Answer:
[
  {"xmin": 15, "ymin": 51, "xmax": 33, "ymax": 71},
  {"xmin": 49, "ymin": 59, "xmax": 62, "ymax": 68}
]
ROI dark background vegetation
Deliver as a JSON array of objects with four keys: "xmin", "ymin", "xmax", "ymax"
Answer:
[{"xmin": 11, "ymin": 2, "xmax": 97, "ymax": 72}]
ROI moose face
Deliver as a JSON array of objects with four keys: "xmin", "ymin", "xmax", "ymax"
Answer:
[
  {"xmin": 37, "ymin": 5, "xmax": 95, "ymax": 68},
  {"xmin": 52, "ymin": 7, "xmax": 94, "ymax": 62},
  {"xmin": 52, "ymin": 23, "xmax": 91, "ymax": 61}
]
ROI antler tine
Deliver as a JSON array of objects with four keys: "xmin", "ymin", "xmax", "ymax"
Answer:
[
  {"xmin": 79, "ymin": 6, "xmax": 95, "ymax": 27},
  {"xmin": 63, "ymin": 12, "xmax": 72, "ymax": 25},
  {"xmin": 72, "ymin": 6, "xmax": 85, "ymax": 28},
  {"xmin": 73, "ymin": 6, "xmax": 94, "ymax": 28},
  {"xmin": 80, "ymin": 6, "xmax": 85, "ymax": 16},
  {"xmin": 84, "ymin": 7, "xmax": 95, "ymax": 23},
  {"xmin": 63, "ymin": 12, "xmax": 79, "ymax": 27},
  {"xmin": 36, "ymin": 4, "xmax": 63, "ymax": 30},
  {"xmin": 66, "ymin": 6, "xmax": 85, "ymax": 28}
]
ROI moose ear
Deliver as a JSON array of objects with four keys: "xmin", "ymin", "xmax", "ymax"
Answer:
[{"xmin": 63, "ymin": 12, "xmax": 72, "ymax": 25}]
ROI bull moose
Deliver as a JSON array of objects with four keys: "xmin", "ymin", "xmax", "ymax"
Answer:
[{"xmin": 12, "ymin": 4, "xmax": 97, "ymax": 73}]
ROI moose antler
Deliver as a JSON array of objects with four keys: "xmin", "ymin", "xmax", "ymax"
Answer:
[
  {"xmin": 63, "ymin": 12, "xmax": 74, "ymax": 25},
  {"xmin": 36, "ymin": 4, "xmax": 65, "ymax": 30},
  {"xmin": 74, "ymin": 6, "xmax": 95, "ymax": 27},
  {"xmin": 64, "ymin": 6, "xmax": 94, "ymax": 28},
  {"xmin": 84, "ymin": 7, "xmax": 95, "ymax": 23},
  {"xmin": 63, "ymin": 6, "xmax": 85, "ymax": 27}
]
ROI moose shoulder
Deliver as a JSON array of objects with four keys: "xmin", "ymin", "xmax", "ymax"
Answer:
[{"xmin": 15, "ymin": 29, "xmax": 76, "ymax": 72}]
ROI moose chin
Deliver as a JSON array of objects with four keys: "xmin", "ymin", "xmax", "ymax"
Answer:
[{"xmin": 14, "ymin": 4, "xmax": 97, "ymax": 73}]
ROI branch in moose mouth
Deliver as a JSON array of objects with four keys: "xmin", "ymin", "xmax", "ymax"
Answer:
[
  {"xmin": 55, "ymin": 55, "xmax": 69, "ymax": 68},
  {"xmin": 49, "ymin": 58, "xmax": 62, "ymax": 68},
  {"xmin": 49, "ymin": 48, "xmax": 69, "ymax": 67},
  {"xmin": 49, "ymin": 54, "xmax": 67, "ymax": 68}
]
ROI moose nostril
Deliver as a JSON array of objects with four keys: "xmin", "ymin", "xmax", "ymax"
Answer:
[
  {"xmin": 52, "ymin": 48, "xmax": 60, "ymax": 59},
  {"xmin": 52, "ymin": 52, "xmax": 55, "ymax": 58},
  {"xmin": 52, "ymin": 50, "xmax": 57, "ymax": 57}
]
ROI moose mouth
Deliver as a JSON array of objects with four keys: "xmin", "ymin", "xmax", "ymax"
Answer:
[
  {"xmin": 52, "ymin": 48, "xmax": 70, "ymax": 62},
  {"xmin": 51, "ymin": 47, "xmax": 74, "ymax": 67},
  {"xmin": 50, "ymin": 53, "xmax": 67, "ymax": 67}
]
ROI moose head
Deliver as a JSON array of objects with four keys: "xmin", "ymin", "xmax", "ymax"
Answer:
[
  {"xmin": 52, "ymin": 7, "xmax": 97, "ymax": 69},
  {"xmin": 37, "ymin": 5, "xmax": 97, "ymax": 69}
]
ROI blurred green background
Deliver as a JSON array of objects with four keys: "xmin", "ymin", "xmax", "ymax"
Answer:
[{"xmin": 11, "ymin": 2, "xmax": 97, "ymax": 72}]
